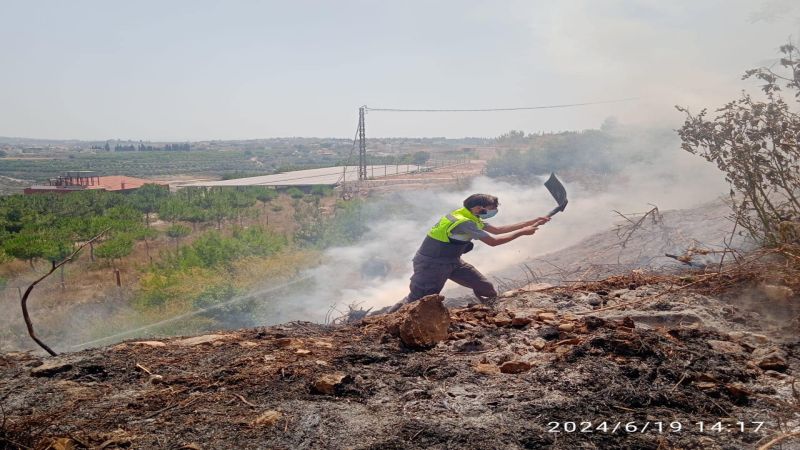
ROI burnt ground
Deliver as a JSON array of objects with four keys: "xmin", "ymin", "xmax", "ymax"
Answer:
[{"xmin": 2, "ymin": 276, "xmax": 800, "ymax": 450}]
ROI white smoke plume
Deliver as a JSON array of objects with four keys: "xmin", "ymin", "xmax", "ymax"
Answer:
[{"xmin": 263, "ymin": 134, "xmax": 731, "ymax": 321}]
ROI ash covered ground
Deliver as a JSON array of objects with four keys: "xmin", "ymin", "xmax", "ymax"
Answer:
[{"xmin": 2, "ymin": 272, "xmax": 800, "ymax": 449}]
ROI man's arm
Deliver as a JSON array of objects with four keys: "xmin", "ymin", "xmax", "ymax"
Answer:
[
  {"xmin": 484, "ymin": 217, "xmax": 550, "ymax": 234},
  {"xmin": 478, "ymin": 225, "xmax": 539, "ymax": 247}
]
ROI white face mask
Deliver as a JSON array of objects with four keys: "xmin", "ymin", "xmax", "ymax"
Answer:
[{"xmin": 478, "ymin": 209, "xmax": 498, "ymax": 219}]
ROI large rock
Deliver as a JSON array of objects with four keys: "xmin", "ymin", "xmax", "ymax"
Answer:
[{"xmin": 388, "ymin": 295, "xmax": 451, "ymax": 349}]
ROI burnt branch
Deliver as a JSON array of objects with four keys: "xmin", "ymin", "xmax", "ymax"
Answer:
[{"xmin": 20, "ymin": 228, "xmax": 109, "ymax": 356}]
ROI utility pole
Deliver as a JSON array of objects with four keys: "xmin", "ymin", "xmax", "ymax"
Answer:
[{"xmin": 358, "ymin": 106, "xmax": 367, "ymax": 181}]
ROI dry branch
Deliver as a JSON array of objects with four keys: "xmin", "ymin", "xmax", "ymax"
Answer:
[
  {"xmin": 758, "ymin": 431, "xmax": 800, "ymax": 450},
  {"xmin": 20, "ymin": 228, "xmax": 109, "ymax": 356}
]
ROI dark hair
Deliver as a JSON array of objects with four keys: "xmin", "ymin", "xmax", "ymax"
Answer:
[{"xmin": 463, "ymin": 194, "xmax": 499, "ymax": 209}]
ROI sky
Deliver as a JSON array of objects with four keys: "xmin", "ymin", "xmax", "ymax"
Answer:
[{"xmin": 1, "ymin": 0, "xmax": 799, "ymax": 141}]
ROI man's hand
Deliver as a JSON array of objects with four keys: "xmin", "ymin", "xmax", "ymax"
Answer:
[{"xmin": 532, "ymin": 217, "xmax": 551, "ymax": 226}]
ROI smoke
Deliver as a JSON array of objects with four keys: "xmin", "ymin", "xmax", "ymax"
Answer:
[{"xmin": 256, "ymin": 126, "xmax": 731, "ymax": 320}]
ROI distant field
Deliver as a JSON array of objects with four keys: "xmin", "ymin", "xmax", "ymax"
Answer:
[{"xmin": 0, "ymin": 150, "xmax": 343, "ymax": 183}]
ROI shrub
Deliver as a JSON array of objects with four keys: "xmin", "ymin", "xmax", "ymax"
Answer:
[
  {"xmin": 677, "ymin": 43, "xmax": 800, "ymax": 246},
  {"xmin": 286, "ymin": 187, "xmax": 305, "ymax": 199}
]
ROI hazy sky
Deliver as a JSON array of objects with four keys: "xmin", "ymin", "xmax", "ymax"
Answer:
[{"xmin": 1, "ymin": 0, "xmax": 798, "ymax": 140}]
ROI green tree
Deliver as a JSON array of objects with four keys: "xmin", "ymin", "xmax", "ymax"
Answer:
[
  {"xmin": 95, "ymin": 233, "xmax": 134, "ymax": 270},
  {"xmin": 412, "ymin": 151, "xmax": 431, "ymax": 165},
  {"xmin": 166, "ymin": 224, "xmax": 191, "ymax": 251},
  {"xmin": 183, "ymin": 206, "xmax": 209, "ymax": 231},
  {"xmin": 130, "ymin": 184, "xmax": 169, "ymax": 227},
  {"xmin": 3, "ymin": 231, "xmax": 47, "ymax": 268},
  {"xmin": 158, "ymin": 198, "xmax": 188, "ymax": 224}
]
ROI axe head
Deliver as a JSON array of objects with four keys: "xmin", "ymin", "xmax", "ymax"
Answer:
[{"xmin": 544, "ymin": 172, "xmax": 568, "ymax": 217}]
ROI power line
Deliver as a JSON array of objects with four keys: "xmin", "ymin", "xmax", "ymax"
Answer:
[{"xmin": 365, "ymin": 98, "xmax": 637, "ymax": 113}]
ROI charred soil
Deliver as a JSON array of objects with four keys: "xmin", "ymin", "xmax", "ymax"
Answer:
[{"xmin": 2, "ymin": 273, "xmax": 800, "ymax": 449}]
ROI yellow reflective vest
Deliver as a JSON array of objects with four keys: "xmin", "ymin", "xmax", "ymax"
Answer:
[{"xmin": 427, "ymin": 207, "xmax": 485, "ymax": 243}]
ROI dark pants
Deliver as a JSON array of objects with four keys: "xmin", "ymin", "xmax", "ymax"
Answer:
[{"xmin": 407, "ymin": 258, "xmax": 497, "ymax": 302}]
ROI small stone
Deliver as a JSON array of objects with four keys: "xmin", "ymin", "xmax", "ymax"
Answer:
[
  {"xmin": 764, "ymin": 370, "xmax": 790, "ymax": 380},
  {"xmin": 500, "ymin": 361, "xmax": 532, "ymax": 374},
  {"xmin": 311, "ymin": 373, "xmax": 348, "ymax": 395},
  {"xmin": 175, "ymin": 334, "xmax": 229, "ymax": 347},
  {"xmin": 499, "ymin": 289, "xmax": 522, "ymax": 298},
  {"xmin": 707, "ymin": 340, "xmax": 744, "ymax": 354},
  {"xmin": 694, "ymin": 381, "xmax": 716, "ymax": 390},
  {"xmin": 511, "ymin": 316, "xmax": 533, "ymax": 327},
  {"xmin": 295, "ymin": 349, "xmax": 311, "ymax": 355},
  {"xmin": 538, "ymin": 312, "xmax": 556, "ymax": 321},
  {"xmin": 582, "ymin": 293, "xmax": 602, "ymax": 306},
  {"xmin": 532, "ymin": 338, "xmax": 547, "ymax": 350},
  {"xmin": 130, "ymin": 341, "xmax": 167, "ymax": 347},
  {"xmin": 539, "ymin": 327, "xmax": 560, "ymax": 341},
  {"xmin": 728, "ymin": 331, "xmax": 769, "ymax": 346},
  {"xmin": 583, "ymin": 316, "xmax": 606, "ymax": 331},
  {"xmin": 251, "ymin": 410, "xmax": 283, "ymax": 427},
  {"xmin": 30, "ymin": 360, "xmax": 74, "ymax": 377},
  {"xmin": 558, "ymin": 323, "xmax": 574, "ymax": 332},
  {"xmin": 493, "ymin": 314, "xmax": 513, "ymax": 327},
  {"xmin": 554, "ymin": 346, "xmax": 570, "ymax": 355},
  {"xmin": 149, "ymin": 374, "xmax": 164, "ymax": 384},
  {"xmin": 725, "ymin": 383, "xmax": 750, "ymax": 401},
  {"xmin": 752, "ymin": 347, "xmax": 788, "ymax": 371},
  {"xmin": 238, "ymin": 341, "xmax": 259, "ymax": 348},
  {"xmin": 474, "ymin": 363, "xmax": 500, "ymax": 375}
]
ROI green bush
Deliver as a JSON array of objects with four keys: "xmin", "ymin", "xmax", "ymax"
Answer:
[{"xmin": 286, "ymin": 187, "xmax": 305, "ymax": 199}]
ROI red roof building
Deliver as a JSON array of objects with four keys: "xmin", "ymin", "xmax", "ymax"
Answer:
[{"xmin": 24, "ymin": 171, "xmax": 166, "ymax": 195}]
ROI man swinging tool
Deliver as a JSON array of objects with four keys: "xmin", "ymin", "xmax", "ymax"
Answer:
[
  {"xmin": 400, "ymin": 193, "xmax": 550, "ymax": 307},
  {"xmin": 374, "ymin": 173, "xmax": 568, "ymax": 314}
]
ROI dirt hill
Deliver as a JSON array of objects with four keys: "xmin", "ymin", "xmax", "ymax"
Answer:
[{"xmin": 2, "ymin": 271, "xmax": 799, "ymax": 449}]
